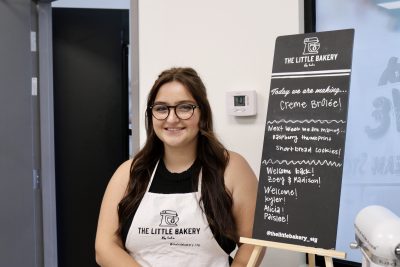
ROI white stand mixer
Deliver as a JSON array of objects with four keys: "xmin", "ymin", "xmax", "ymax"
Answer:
[{"xmin": 350, "ymin": 205, "xmax": 400, "ymax": 267}]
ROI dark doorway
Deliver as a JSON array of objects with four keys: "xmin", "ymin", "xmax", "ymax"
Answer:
[{"xmin": 53, "ymin": 8, "xmax": 129, "ymax": 267}]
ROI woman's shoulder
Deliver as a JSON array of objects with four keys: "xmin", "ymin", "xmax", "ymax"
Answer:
[
  {"xmin": 109, "ymin": 158, "xmax": 133, "ymax": 187},
  {"xmin": 116, "ymin": 158, "xmax": 133, "ymax": 173},
  {"xmin": 226, "ymin": 150, "xmax": 250, "ymax": 170},
  {"xmin": 224, "ymin": 151, "xmax": 257, "ymax": 192}
]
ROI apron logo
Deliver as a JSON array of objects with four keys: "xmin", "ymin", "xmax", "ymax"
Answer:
[{"xmin": 159, "ymin": 210, "xmax": 179, "ymax": 227}]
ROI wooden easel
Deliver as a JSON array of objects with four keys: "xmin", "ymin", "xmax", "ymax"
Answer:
[{"xmin": 240, "ymin": 237, "xmax": 346, "ymax": 267}]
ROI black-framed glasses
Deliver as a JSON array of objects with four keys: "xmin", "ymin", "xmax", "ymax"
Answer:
[{"xmin": 149, "ymin": 103, "xmax": 199, "ymax": 120}]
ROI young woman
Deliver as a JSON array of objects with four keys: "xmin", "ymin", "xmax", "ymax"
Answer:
[{"xmin": 95, "ymin": 67, "xmax": 261, "ymax": 267}]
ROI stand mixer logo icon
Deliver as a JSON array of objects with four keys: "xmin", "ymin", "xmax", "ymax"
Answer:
[
  {"xmin": 303, "ymin": 37, "xmax": 320, "ymax": 55},
  {"xmin": 159, "ymin": 210, "xmax": 179, "ymax": 227}
]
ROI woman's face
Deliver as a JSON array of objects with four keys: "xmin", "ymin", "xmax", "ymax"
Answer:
[{"xmin": 152, "ymin": 81, "xmax": 200, "ymax": 151}]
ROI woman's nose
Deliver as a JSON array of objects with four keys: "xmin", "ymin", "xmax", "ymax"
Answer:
[{"xmin": 166, "ymin": 107, "xmax": 179, "ymax": 122}]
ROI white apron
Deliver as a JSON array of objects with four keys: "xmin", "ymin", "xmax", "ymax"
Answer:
[{"xmin": 125, "ymin": 162, "xmax": 230, "ymax": 267}]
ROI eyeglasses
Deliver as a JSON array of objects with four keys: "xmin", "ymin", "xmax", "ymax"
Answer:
[{"xmin": 149, "ymin": 103, "xmax": 199, "ymax": 120}]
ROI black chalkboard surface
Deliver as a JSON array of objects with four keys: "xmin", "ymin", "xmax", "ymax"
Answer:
[{"xmin": 252, "ymin": 29, "xmax": 354, "ymax": 250}]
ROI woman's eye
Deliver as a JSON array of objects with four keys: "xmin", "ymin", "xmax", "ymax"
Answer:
[
  {"xmin": 177, "ymin": 104, "xmax": 192, "ymax": 112},
  {"xmin": 154, "ymin": 105, "xmax": 168, "ymax": 112}
]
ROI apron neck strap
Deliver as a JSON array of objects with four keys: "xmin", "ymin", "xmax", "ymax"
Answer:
[
  {"xmin": 197, "ymin": 169, "xmax": 202, "ymax": 193},
  {"xmin": 145, "ymin": 160, "xmax": 160, "ymax": 192}
]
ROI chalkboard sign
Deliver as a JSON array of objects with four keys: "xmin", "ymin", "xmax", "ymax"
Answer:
[{"xmin": 252, "ymin": 29, "xmax": 354, "ymax": 250}]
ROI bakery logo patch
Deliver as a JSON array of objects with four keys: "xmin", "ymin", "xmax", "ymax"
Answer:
[
  {"xmin": 303, "ymin": 37, "xmax": 320, "ymax": 55},
  {"xmin": 159, "ymin": 210, "xmax": 179, "ymax": 227},
  {"xmin": 137, "ymin": 209, "xmax": 201, "ymax": 241}
]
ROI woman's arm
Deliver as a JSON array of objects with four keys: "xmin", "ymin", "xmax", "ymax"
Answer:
[
  {"xmin": 95, "ymin": 159, "xmax": 142, "ymax": 267},
  {"xmin": 224, "ymin": 151, "xmax": 266, "ymax": 267}
]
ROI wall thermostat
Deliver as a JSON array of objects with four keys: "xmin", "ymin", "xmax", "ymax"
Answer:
[{"xmin": 226, "ymin": 90, "xmax": 257, "ymax": 116}]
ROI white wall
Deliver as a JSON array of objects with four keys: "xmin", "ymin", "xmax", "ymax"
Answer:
[{"xmin": 137, "ymin": 1, "xmax": 306, "ymax": 266}]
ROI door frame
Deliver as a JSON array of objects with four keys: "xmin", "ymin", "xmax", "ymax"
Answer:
[{"xmin": 37, "ymin": 1, "xmax": 139, "ymax": 266}]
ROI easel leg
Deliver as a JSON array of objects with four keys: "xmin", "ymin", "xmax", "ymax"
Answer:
[
  {"xmin": 308, "ymin": 253, "xmax": 316, "ymax": 267},
  {"xmin": 324, "ymin": 256, "xmax": 334, "ymax": 267},
  {"xmin": 246, "ymin": 245, "xmax": 263, "ymax": 267}
]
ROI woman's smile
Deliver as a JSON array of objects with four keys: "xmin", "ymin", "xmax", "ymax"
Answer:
[{"xmin": 164, "ymin": 127, "xmax": 185, "ymax": 131}]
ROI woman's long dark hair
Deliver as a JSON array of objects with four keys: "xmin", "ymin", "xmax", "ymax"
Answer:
[{"xmin": 117, "ymin": 67, "xmax": 237, "ymax": 242}]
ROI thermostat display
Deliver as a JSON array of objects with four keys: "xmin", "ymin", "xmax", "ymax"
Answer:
[
  {"xmin": 234, "ymin": 95, "xmax": 246, "ymax": 106},
  {"xmin": 226, "ymin": 90, "xmax": 257, "ymax": 116}
]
